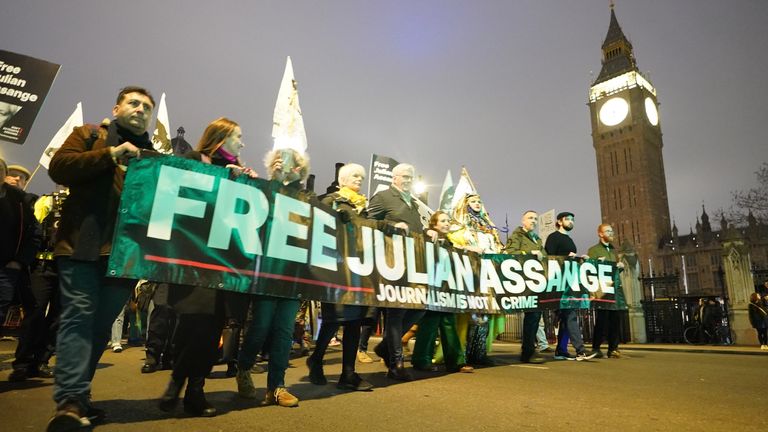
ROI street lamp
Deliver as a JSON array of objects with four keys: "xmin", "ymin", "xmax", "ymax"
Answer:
[{"xmin": 413, "ymin": 176, "xmax": 428, "ymax": 203}]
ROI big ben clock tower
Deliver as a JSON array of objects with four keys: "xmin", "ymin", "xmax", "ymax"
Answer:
[{"xmin": 589, "ymin": 5, "xmax": 671, "ymax": 273}]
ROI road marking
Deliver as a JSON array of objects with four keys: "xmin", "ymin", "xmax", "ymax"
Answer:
[{"xmin": 512, "ymin": 365, "xmax": 550, "ymax": 370}]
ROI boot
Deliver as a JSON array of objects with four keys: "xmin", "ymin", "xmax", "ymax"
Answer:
[
  {"xmin": 183, "ymin": 377, "xmax": 216, "ymax": 417},
  {"xmin": 386, "ymin": 360, "xmax": 413, "ymax": 382},
  {"xmin": 158, "ymin": 376, "xmax": 185, "ymax": 412},
  {"xmin": 306, "ymin": 356, "xmax": 327, "ymax": 385}
]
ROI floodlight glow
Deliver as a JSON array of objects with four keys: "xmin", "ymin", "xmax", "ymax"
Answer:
[{"xmin": 413, "ymin": 180, "xmax": 427, "ymax": 196}]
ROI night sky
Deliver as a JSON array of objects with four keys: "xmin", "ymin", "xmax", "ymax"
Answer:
[{"xmin": 1, "ymin": 0, "xmax": 766, "ymax": 251}]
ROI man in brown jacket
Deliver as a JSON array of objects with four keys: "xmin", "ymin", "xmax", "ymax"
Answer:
[{"xmin": 46, "ymin": 87, "xmax": 155, "ymax": 432}]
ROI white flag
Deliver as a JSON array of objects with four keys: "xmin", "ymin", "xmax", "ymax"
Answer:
[
  {"xmin": 39, "ymin": 102, "xmax": 83, "ymax": 169},
  {"xmin": 449, "ymin": 167, "xmax": 477, "ymax": 212},
  {"xmin": 272, "ymin": 56, "xmax": 307, "ymax": 154},
  {"xmin": 151, "ymin": 93, "xmax": 172, "ymax": 154}
]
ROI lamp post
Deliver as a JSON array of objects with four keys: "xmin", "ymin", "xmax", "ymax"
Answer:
[{"xmin": 413, "ymin": 175, "xmax": 428, "ymax": 204}]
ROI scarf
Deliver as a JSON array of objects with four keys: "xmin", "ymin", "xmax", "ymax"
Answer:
[{"xmin": 337, "ymin": 186, "xmax": 367, "ymax": 213}]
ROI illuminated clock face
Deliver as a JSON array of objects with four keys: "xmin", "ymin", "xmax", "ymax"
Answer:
[
  {"xmin": 598, "ymin": 97, "xmax": 629, "ymax": 126},
  {"xmin": 644, "ymin": 97, "xmax": 659, "ymax": 126}
]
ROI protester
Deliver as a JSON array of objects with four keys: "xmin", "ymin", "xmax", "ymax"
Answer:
[
  {"xmin": 8, "ymin": 186, "xmax": 63, "ymax": 381},
  {"xmin": 4, "ymin": 164, "xmax": 32, "ymax": 190},
  {"xmin": 587, "ymin": 223, "xmax": 625, "ymax": 358},
  {"xmin": 1, "ymin": 158, "xmax": 40, "ymax": 331},
  {"xmin": 156, "ymin": 122, "xmax": 257, "ymax": 418},
  {"xmin": 748, "ymin": 292, "xmax": 768, "ymax": 350},
  {"xmin": 448, "ymin": 193, "xmax": 504, "ymax": 366},
  {"xmin": 306, "ymin": 163, "xmax": 377, "ymax": 391},
  {"xmin": 235, "ymin": 147, "xmax": 309, "ymax": 407},
  {"xmin": 46, "ymin": 86, "xmax": 155, "ymax": 430},
  {"xmin": 503, "ymin": 210, "xmax": 547, "ymax": 364},
  {"xmin": 411, "ymin": 210, "xmax": 474, "ymax": 374},
  {"xmin": 544, "ymin": 211, "xmax": 596, "ymax": 361},
  {"xmin": 367, "ymin": 163, "xmax": 428, "ymax": 381}
]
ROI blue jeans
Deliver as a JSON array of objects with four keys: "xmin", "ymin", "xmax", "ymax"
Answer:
[
  {"xmin": 237, "ymin": 296, "xmax": 300, "ymax": 389},
  {"xmin": 53, "ymin": 257, "xmax": 133, "ymax": 409}
]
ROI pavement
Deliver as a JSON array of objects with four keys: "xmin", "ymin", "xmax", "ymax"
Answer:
[{"xmin": 1, "ymin": 338, "xmax": 767, "ymax": 431}]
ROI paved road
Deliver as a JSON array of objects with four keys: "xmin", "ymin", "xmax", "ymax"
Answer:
[{"xmin": 1, "ymin": 339, "xmax": 766, "ymax": 431}]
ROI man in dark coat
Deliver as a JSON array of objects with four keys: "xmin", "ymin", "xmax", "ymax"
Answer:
[
  {"xmin": 46, "ymin": 86, "xmax": 155, "ymax": 431},
  {"xmin": 367, "ymin": 163, "xmax": 427, "ymax": 381},
  {"xmin": 0, "ymin": 158, "xmax": 40, "ymax": 330}
]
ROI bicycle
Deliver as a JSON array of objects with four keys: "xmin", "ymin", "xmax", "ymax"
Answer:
[{"xmin": 683, "ymin": 322, "xmax": 732, "ymax": 345}]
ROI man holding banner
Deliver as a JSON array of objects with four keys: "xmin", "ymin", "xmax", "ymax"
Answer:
[
  {"xmin": 544, "ymin": 212, "xmax": 596, "ymax": 362},
  {"xmin": 46, "ymin": 86, "xmax": 155, "ymax": 431},
  {"xmin": 588, "ymin": 224, "xmax": 625, "ymax": 358},
  {"xmin": 368, "ymin": 163, "xmax": 428, "ymax": 381},
  {"xmin": 503, "ymin": 210, "xmax": 547, "ymax": 364}
]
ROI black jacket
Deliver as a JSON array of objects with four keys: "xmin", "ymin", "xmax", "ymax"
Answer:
[
  {"xmin": 367, "ymin": 186, "xmax": 423, "ymax": 233},
  {"xmin": 0, "ymin": 184, "xmax": 41, "ymax": 266}
]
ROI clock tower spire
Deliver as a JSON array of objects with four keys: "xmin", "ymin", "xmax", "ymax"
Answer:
[{"xmin": 588, "ymin": 6, "xmax": 671, "ymax": 273}]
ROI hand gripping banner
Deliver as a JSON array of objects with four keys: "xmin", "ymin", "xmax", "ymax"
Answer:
[{"xmin": 108, "ymin": 157, "xmax": 625, "ymax": 313}]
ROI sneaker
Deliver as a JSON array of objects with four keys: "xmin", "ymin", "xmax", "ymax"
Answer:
[
  {"xmin": 38, "ymin": 364, "xmax": 55, "ymax": 378},
  {"xmin": 554, "ymin": 351, "xmax": 576, "ymax": 361},
  {"xmin": 112, "ymin": 344, "xmax": 123, "ymax": 353},
  {"xmin": 46, "ymin": 403, "xmax": 91, "ymax": 432},
  {"xmin": 761, "ymin": 345, "xmax": 768, "ymax": 350},
  {"xmin": 328, "ymin": 337, "xmax": 341, "ymax": 347},
  {"xmin": 357, "ymin": 351, "xmax": 374, "ymax": 363},
  {"xmin": 236, "ymin": 369, "xmax": 258, "ymax": 399},
  {"xmin": 538, "ymin": 346, "xmax": 554, "ymax": 353},
  {"xmin": 251, "ymin": 364, "xmax": 266, "ymax": 374},
  {"xmin": 607, "ymin": 350, "xmax": 622, "ymax": 358},
  {"xmin": 591, "ymin": 349, "xmax": 605, "ymax": 359},
  {"xmin": 576, "ymin": 351, "xmax": 597, "ymax": 361},
  {"xmin": 265, "ymin": 387, "xmax": 299, "ymax": 407},
  {"xmin": 337, "ymin": 372, "xmax": 373, "ymax": 391},
  {"xmin": 85, "ymin": 406, "xmax": 106, "ymax": 424}
]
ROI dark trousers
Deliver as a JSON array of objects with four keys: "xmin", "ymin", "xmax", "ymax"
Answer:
[
  {"xmin": 382, "ymin": 308, "xmax": 425, "ymax": 366},
  {"xmin": 755, "ymin": 327, "xmax": 767, "ymax": 345},
  {"xmin": 412, "ymin": 312, "xmax": 464, "ymax": 369},
  {"xmin": 146, "ymin": 304, "xmax": 176, "ymax": 366},
  {"xmin": 592, "ymin": 309, "xmax": 621, "ymax": 352},
  {"xmin": 172, "ymin": 313, "xmax": 224, "ymax": 380},
  {"xmin": 359, "ymin": 308, "xmax": 383, "ymax": 352},
  {"xmin": 0, "ymin": 266, "xmax": 22, "ymax": 328},
  {"xmin": 521, "ymin": 311, "xmax": 542, "ymax": 360},
  {"xmin": 310, "ymin": 320, "xmax": 362, "ymax": 376},
  {"xmin": 13, "ymin": 261, "xmax": 60, "ymax": 371}
]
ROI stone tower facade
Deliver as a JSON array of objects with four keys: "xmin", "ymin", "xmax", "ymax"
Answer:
[{"xmin": 588, "ymin": 6, "xmax": 671, "ymax": 273}]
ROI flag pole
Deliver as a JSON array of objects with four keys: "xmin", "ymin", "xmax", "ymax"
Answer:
[{"xmin": 23, "ymin": 164, "xmax": 42, "ymax": 191}]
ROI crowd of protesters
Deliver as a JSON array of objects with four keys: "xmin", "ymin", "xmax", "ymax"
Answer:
[{"xmin": 1, "ymin": 85, "xmax": 764, "ymax": 432}]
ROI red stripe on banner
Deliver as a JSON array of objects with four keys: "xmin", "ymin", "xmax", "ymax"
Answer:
[
  {"xmin": 539, "ymin": 297, "xmax": 616, "ymax": 303},
  {"xmin": 144, "ymin": 254, "xmax": 375, "ymax": 293}
]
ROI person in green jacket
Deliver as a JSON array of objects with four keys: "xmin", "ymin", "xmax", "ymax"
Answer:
[{"xmin": 503, "ymin": 210, "xmax": 547, "ymax": 364}]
